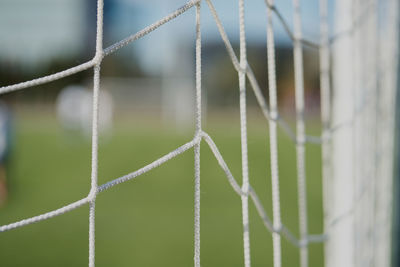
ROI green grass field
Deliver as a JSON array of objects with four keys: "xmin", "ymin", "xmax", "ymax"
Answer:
[{"xmin": 0, "ymin": 111, "xmax": 323, "ymax": 266}]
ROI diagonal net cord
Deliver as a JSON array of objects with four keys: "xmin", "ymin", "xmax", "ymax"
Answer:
[
  {"xmin": 0, "ymin": 0, "xmax": 353, "ymax": 265},
  {"xmin": 200, "ymin": 131, "xmax": 326, "ymax": 247},
  {"xmin": 1, "ymin": 1, "xmax": 385, "ymax": 263},
  {"xmin": 0, "ymin": 197, "xmax": 90, "ymax": 232},
  {"xmin": 0, "ymin": 0, "xmax": 201, "ymax": 95},
  {"xmin": 0, "ymin": 0, "xmax": 325, "ymax": 244},
  {"xmin": 0, "ymin": 0, "xmax": 325, "ymax": 243},
  {"xmin": 0, "ymin": 132, "xmax": 326, "ymax": 246},
  {"xmin": 0, "ymin": 138, "xmax": 198, "ymax": 233},
  {"xmin": 204, "ymin": 0, "xmax": 322, "ymax": 146},
  {"xmin": 0, "ymin": 0, "xmax": 371, "ymax": 145},
  {"xmin": 0, "ymin": 0, "xmax": 323, "ymax": 146},
  {"xmin": 0, "ymin": 0, "xmax": 342, "ymax": 149},
  {"xmin": 262, "ymin": 0, "xmax": 319, "ymax": 49}
]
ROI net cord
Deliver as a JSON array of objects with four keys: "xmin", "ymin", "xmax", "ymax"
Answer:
[{"xmin": 1, "ymin": 0, "xmax": 384, "ymax": 265}]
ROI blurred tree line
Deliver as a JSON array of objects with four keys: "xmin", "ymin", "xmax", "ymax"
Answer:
[{"xmin": 0, "ymin": 42, "xmax": 320, "ymax": 114}]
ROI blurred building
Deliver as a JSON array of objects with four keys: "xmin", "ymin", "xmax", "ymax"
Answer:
[
  {"xmin": 0, "ymin": 0, "xmax": 322, "ymax": 123},
  {"xmin": 0, "ymin": 0, "xmax": 86, "ymax": 69}
]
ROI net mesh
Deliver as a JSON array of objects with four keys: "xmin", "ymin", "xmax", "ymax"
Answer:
[{"xmin": 0, "ymin": 0, "xmax": 398, "ymax": 267}]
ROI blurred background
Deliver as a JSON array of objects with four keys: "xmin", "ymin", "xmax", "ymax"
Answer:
[{"xmin": 0, "ymin": 0, "xmax": 327, "ymax": 266}]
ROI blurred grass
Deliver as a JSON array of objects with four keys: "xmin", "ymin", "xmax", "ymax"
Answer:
[{"xmin": 0, "ymin": 110, "xmax": 323, "ymax": 267}]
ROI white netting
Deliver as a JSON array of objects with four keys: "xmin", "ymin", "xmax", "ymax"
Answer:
[{"xmin": 0, "ymin": 0, "xmax": 398, "ymax": 267}]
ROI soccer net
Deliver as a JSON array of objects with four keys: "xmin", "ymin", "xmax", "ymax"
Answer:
[{"xmin": 0, "ymin": 0, "xmax": 399, "ymax": 267}]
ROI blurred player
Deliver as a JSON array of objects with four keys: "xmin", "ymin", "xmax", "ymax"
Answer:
[{"xmin": 0, "ymin": 101, "xmax": 13, "ymax": 207}]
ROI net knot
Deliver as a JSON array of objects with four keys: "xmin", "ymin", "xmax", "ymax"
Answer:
[
  {"xmin": 93, "ymin": 51, "xmax": 104, "ymax": 65},
  {"xmin": 273, "ymin": 225, "xmax": 283, "ymax": 234},
  {"xmin": 194, "ymin": 132, "xmax": 203, "ymax": 144},
  {"xmin": 299, "ymin": 238, "xmax": 308, "ymax": 248},
  {"xmin": 88, "ymin": 188, "xmax": 98, "ymax": 202},
  {"xmin": 270, "ymin": 110, "xmax": 279, "ymax": 121},
  {"xmin": 297, "ymin": 136, "xmax": 306, "ymax": 145}
]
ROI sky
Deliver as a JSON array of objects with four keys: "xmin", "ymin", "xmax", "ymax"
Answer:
[
  {"xmin": 0, "ymin": 0, "xmax": 333, "ymax": 73},
  {"xmin": 106, "ymin": 0, "xmax": 332, "ymax": 74}
]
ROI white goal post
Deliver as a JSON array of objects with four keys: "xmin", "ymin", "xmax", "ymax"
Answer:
[
  {"xmin": 0, "ymin": 0, "xmax": 399, "ymax": 267},
  {"xmin": 327, "ymin": 0, "xmax": 399, "ymax": 266}
]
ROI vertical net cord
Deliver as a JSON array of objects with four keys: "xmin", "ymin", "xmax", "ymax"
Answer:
[
  {"xmin": 238, "ymin": 0, "xmax": 251, "ymax": 266},
  {"xmin": 265, "ymin": 1, "xmax": 282, "ymax": 267},
  {"xmin": 89, "ymin": 0, "xmax": 104, "ymax": 266},
  {"xmin": 194, "ymin": 3, "xmax": 201, "ymax": 267},
  {"xmin": 292, "ymin": 1, "xmax": 308, "ymax": 267},
  {"xmin": 318, "ymin": 0, "xmax": 331, "ymax": 264}
]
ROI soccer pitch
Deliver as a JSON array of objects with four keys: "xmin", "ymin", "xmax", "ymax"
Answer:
[{"xmin": 0, "ymin": 112, "xmax": 323, "ymax": 266}]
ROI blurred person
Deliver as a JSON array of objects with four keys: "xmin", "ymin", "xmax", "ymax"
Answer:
[{"xmin": 0, "ymin": 101, "xmax": 13, "ymax": 207}]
